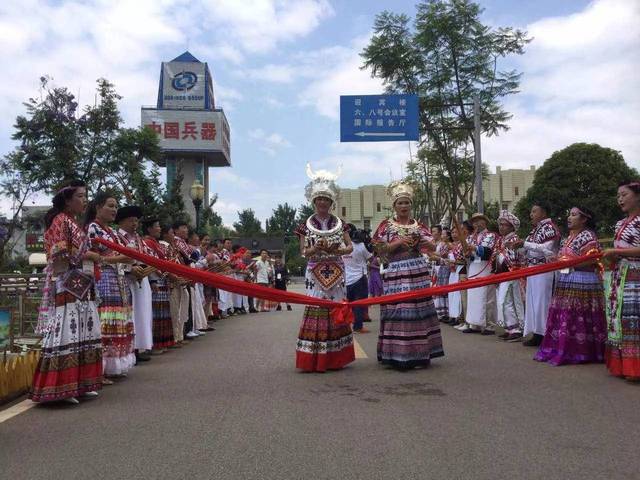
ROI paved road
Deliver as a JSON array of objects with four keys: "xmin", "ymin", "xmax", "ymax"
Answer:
[{"xmin": 1, "ymin": 296, "xmax": 639, "ymax": 480}]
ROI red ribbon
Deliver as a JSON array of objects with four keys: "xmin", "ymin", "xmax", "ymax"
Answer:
[{"xmin": 94, "ymin": 237, "xmax": 602, "ymax": 317}]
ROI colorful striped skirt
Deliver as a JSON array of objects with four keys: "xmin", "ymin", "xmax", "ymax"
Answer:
[
  {"xmin": 378, "ymin": 256, "xmax": 444, "ymax": 369},
  {"xmin": 151, "ymin": 278, "xmax": 175, "ymax": 349},
  {"xmin": 606, "ymin": 263, "xmax": 640, "ymax": 378},
  {"xmin": 434, "ymin": 264, "xmax": 450, "ymax": 320},
  {"xmin": 30, "ymin": 279, "xmax": 103, "ymax": 402},
  {"xmin": 534, "ymin": 270, "xmax": 606, "ymax": 365},
  {"xmin": 96, "ymin": 266, "xmax": 135, "ymax": 376}
]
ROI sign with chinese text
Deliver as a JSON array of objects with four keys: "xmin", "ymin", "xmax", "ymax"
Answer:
[
  {"xmin": 340, "ymin": 94, "xmax": 419, "ymax": 142},
  {"xmin": 161, "ymin": 61, "xmax": 208, "ymax": 109},
  {"xmin": 142, "ymin": 109, "xmax": 230, "ymax": 165}
]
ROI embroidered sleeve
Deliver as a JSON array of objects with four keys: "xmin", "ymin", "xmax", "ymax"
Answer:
[
  {"xmin": 372, "ymin": 219, "xmax": 390, "ymax": 243},
  {"xmin": 418, "ymin": 223, "xmax": 433, "ymax": 244},
  {"xmin": 294, "ymin": 222, "xmax": 308, "ymax": 238}
]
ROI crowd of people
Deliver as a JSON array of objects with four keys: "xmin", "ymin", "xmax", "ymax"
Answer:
[
  {"xmin": 29, "ymin": 181, "xmax": 291, "ymax": 404},
  {"xmin": 294, "ymin": 167, "xmax": 640, "ymax": 381},
  {"xmin": 27, "ymin": 171, "xmax": 640, "ymax": 404}
]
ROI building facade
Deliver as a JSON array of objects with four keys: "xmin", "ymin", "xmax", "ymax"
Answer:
[
  {"xmin": 334, "ymin": 185, "xmax": 393, "ymax": 231},
  {"xmin": 335, "ymin": 166, "xmax": 536, "ymax": 229},
  {"xmin": 483, "ymin": 166, "xmax": 536, "ymax": 212}
]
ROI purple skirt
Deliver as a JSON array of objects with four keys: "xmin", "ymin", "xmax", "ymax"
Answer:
[
  {"xmin": 534, "ymin": 270, "xmax": 606, "ymax": 365},
  {"xmin": 369, "ymin": 268, "xmax": 383, "ymax": 297}
]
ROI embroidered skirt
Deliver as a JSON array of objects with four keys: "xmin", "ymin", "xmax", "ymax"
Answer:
[
  {"xmin": 30, "ymin": 279, "xmax": 103, "ymax": 402},
  {"xmin": 378, "ymin": 256, "xmax": 443, "ymax": 369},
  {"xmin": 96, "ymin": 266, "xmax": 135, "ymax": 376},
  {"xmin": 151, "ymin": 278, "xmax": 175, "ymax": 349},
  {"xmin": 535, "ymin": 270, "xmax": 606, "ymax": 365},
  {"xmin": 296, "ymin": 262, "xmax": 354, "ymax": 372},
  {"xmin": 606, "ymin": 263, "xmax": 640, "ymax": 377},
  {"xmin": 434, "ymin": 264, "xmax": 450, "ymax": 320}
]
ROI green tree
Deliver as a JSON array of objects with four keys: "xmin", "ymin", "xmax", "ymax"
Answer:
[
  {"xmin": 0, "ymin": 76, "xmax": 164, "ymax": 264},
  {"xmin": 233, "ymin": 209, "xmax": 263, "ymax": 236},
  {"xmin": 160, "ymin": 162, "xmax": 189, "ymax": 226},
  {"xmin": 514, "ymin": 143, "xmax": 638, "ymax": 236},
  {"xmin": 361, "ymin": 0, "xmax": 531, "ymax": 213},
  {"xmin": 266, "ymin": 203, "xmax": 297, "ymax": 234},
  {"xmin": 295, "ymin": 203, "xmax": 314, "ymax": 225}
]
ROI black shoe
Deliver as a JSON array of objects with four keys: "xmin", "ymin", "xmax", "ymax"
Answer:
[
  {"xmin": 135, "ymin": 351, "xmax": 151, "ymax": 362},
  {"xmin": 498, "ymin": 332, "xmax": 510, "ymax": 339},
  {"xmin": 523, "ymin": 333, "xmax": 544, "ymax": 347},
  {"xmin": 461, "ymin": 327, "xmax": 481, "ymax": 334},
  {"xmin": 239, "ymin": 307, "xmax": 248, "ymax": 314},
  {"xmin": 506, "ymin": 332, "xmax": 523, "ymax": 342},
  {"xmin": 249, "ymin": 308, "xmax": 258, "ymax": 313},
  {"xmin": 227, "ymin": 308, "xmax": 235, "ymax": 316},
  {"xmin": 276, "ymin": 305, "xmax": 282, "ymax": 311},
  {"xmin": 481, "ymin": 329, "xmax": 495, "ymax": 336},
  {"xmin": 286, "ymin": 305, "xmax": 292, "ymax": 311}
]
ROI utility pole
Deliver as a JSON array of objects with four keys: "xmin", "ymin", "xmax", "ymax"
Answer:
[{"xmin": 473, "ymin": 95, "xmax": 483, "ymax": 213}]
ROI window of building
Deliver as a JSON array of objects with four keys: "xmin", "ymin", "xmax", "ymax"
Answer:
[
  {"xmin": 514, "ymin": 186, "xmax": 519, "ymax": 196},
  {"xmin": 363, "ymin": 219, "xmax": 371, "ymax": 230},
  {"xmin": 376, "ymin": 202, "xmax": 381, "ymax": 212},
  {"xmin": 341, "ymin": 207, "xmax": 347, "ymax": 217}
]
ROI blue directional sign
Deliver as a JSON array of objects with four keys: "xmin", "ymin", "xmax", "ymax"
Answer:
[{"xmin": 340, "ymin": 94, "xmax": 419, "ymax": 142}]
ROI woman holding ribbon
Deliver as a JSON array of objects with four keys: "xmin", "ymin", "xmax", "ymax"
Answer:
[
  {"xmin": 30, "ymin": 180, "xmax": 103, "ymax": 404},
  {"xmin": 602, "ymin": 181, "xmax": 640, "ymax": 381},
  {"xmin": 372, "ymin": 181, "xmax": 443, "ymax": 370},
  {"xmin": 294, "ymin": 165, "xmax": 355, "ymax": 372},
  {"xmin": 535, "ymin": 207, "xmax": 606, "ymax": 365},
  {"xmin": 493, "ymin": 211, "xmax": 526, "ymax": 341},
  {"xmin": 85, "ymin": 192, "xmax": 136, "ymax": 378},
  {"xmin": 446, "ymin": 225, "xmax": 466, "ymax": 327},
  {"xmin": 143, "ymin": 217, "xmax": 176, "ymax": 352}
]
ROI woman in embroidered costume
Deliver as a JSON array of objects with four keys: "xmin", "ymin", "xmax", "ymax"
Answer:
[
  {"xmin": 372, "ymin": 182, "xmax": 443, "ymax": 370},
  {"xmin": 294, "ymin": 165, "xmax": 355, "ymax": 372},
  {"xmin": 493, "ymin": 211, "xmax": 526, "ymax": 342},
  {"xmin": 430, "ymin": 225, "xmax": 451, "ymax": 323},
  {"xmin": 461, "ymin": 212, "xmax": 497, "ymax": 334},
  {"xmin": 509, "ymin": 203, "xmax": 560, "ymax": 347},
  {"xmin": 85, "ymin": 193, "xmax": 136, "ymax": 378},
  {"xmin": 446, "ymin": 225, "xmax": 466, "ymax": 326},
  {"xmin": 534, "ymin": 207, "xmax": 606, "ymax": 365},
  {"xmin": 142, "ymin": 218, "xmax": 176, "ymax": 352},
  {"xmin": 602, "ymin": 181, "xmax": 640, "ymax": 381},
  {"xmin": 30, "ymin": 181, "xmax": 103, "ymax": 404}
]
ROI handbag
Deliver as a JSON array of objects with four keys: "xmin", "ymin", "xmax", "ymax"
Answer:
[{"xmin": 61, "ymin": 268, "xmax": 93, "ymax": 299}]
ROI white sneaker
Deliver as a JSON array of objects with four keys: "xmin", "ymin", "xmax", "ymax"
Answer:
[
  {"xmin": 196, "ymin": 330, "xmax": 206, "ymax": 335},
  {"xmin": 82, "ymin": 391, "xmax": 99, "ymax": 398},
  {"xmin": 63, "ymin": 397, "xmax": 80, "ymax": 405},
  {"xmin": 186, "ymin": 331, "xmax": 199, "ymax": 338},
  {"xmin": 454, "ymin": 323, "xmax": 467, "ymax": 331}
]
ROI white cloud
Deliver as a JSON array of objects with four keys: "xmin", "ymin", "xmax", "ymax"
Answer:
[
  {"xmin": 200, "ymin": 0, "xmax": 334, "ymax": 54},
  {"xmin": 485, "ymin": 0, "xmax": 640, "ymax": 170},
  {"xmin": 248, "ymin": 128, "xmax": 292, "ymax": 156}
]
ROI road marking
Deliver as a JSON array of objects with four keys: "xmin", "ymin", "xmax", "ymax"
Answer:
[
  {"xmin": 353, "ymin": 338, "xmax": 368, "ymax": 359},
  {"xmin": 0, "ymin": 400, "xmax": 36, "ymax": 424}
]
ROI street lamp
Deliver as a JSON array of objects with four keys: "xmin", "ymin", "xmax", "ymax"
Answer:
[{"xmin": 190, "ymin": 180, "xmax": 205, "ymax": 232}]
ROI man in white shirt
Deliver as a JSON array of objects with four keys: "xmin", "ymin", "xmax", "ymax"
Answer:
[
  {"xmin": 253, "ymin": 249, "xmax": 274, "ymax": 311},
  {"xmin": 342, "ymin": 227, "xmax": 373, "ymax": 333}
]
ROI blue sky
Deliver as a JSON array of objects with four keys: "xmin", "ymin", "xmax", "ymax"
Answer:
[{"xmin": 0, "ymin": 0, "xmax": 638, "ymax": 226}]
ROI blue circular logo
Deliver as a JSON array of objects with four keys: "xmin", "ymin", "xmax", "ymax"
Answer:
[{"xmin": 171, "ymin": 71, "xmax": 198, "ymax": 91}]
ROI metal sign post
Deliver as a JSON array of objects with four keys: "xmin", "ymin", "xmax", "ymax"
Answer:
[{"xmin": 473, "ymin": 95, "xmax": 483, "ymax": 213}]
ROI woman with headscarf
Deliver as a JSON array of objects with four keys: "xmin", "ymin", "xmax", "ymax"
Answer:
[
  {"xmin": 30, "ymin": 180, "xmax": 103, "ymax": 404},
  {"xmin": 372, "ymin": 181, "xmax": 443, "ymax": 370},
  {"xmin": 294, "ymin": 165, "xmax": 355, "ymax": 372},
  {"xmin": 535, "ymin": 207, "xmax": 605, "ymax": 365},
  {"xmin": 602, "ymin": 181, "xmax": 640, "ymax": 381},
  {"xmin": 493, "ymin": 211, "xmax": 526, "ymax": 342}
]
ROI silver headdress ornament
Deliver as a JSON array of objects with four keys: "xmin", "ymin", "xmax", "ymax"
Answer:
[
  {"xmin": 305, "ymin": 163, "xmax": 341, "ymax": 203},
  {"xmin": 387, "ymin": 180, "xmax": 415, "ymax": 204}
]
